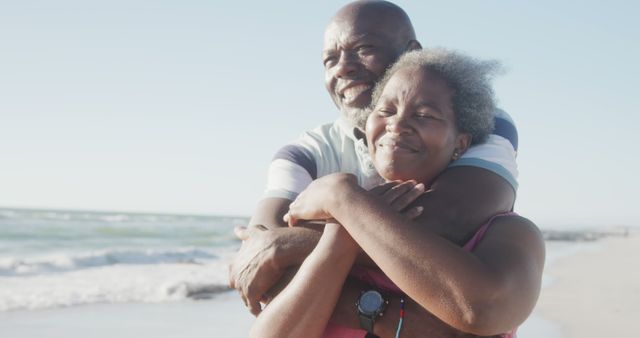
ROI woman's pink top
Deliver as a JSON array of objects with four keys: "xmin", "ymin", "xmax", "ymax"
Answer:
[{"xmin": 323, "ymin": 213, "xmax": 518, "ymax": 338}]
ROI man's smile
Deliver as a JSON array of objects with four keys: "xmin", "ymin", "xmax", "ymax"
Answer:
[{"xmin": 338, "ymin": 83, "xmax": 372, "ymax": 104}]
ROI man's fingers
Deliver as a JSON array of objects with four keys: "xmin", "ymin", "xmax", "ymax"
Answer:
[
  {"xmin": 239, "ymin": 290, "xmax": 249, "ymax": 308},
  {"xmin": 248, "ymin": 299, "xmax": 262, "ymax": 316},
  {"xmin": 228, "ymin": 269, "xmax": 236, "ymax": 289},
  {"xmin": 260, "ymin": 293, "xmax": 272, "ymax": 304},
  {"xmin": 285, "ymin": 213, "xmax": 298, "ymax": 227},
  {"xmin": 234, "ymin": 225, "xmax": 250, "ymax": 240},
  {"xmin": 246, "ymin": 284, "xmax": 263, "ymax": 314},
  {"xmin": 253, "ymin": 224, "xmax": 268, "ymax": 231}
]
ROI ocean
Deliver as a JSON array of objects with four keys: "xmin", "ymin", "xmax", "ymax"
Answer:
[
  {"xmin": 1, "ymin": 207, "xmax": 607, "ymax": 337},
  {"xmin": 0, "ymin": 208, "xmax": 246, "ymax": 312}
]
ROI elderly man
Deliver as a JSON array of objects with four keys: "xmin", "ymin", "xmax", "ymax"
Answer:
[{"xmin": 229, "ymin": 1, "xmax": 518, "ymax": 336}]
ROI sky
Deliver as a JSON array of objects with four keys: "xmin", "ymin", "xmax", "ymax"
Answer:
[{"xmin": 1, "ymin": 0, "xmax": 638, "ymax": 229}]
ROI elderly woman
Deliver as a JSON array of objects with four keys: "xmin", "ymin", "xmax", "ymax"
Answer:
[{"xmin": 250, "ymin": 49, "xmax": 545, "ymax": 338}]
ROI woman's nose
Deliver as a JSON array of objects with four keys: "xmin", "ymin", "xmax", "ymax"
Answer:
[{"xmin": 385, "ymin": 113, "xmax": 412, "ymax": 134}]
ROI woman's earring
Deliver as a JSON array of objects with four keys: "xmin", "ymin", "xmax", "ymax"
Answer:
[{"xmin": 452, "ymin": 150, "xmax": 459, "ymax": 160}]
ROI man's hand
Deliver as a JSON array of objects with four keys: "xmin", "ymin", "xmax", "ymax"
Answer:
[
  {"xmin": 228, "ymin": 225, "xmax": 285, "ymax": 316},
  {"xmin": 228, "ymin": 225, "xmax": 322, "ymax": 316}
]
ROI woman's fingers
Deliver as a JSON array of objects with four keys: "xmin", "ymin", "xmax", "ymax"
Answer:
[
  {"xmin": 381, "ymin": 181, "xmax": 425, "ymax": 211},
  {"xmin": 380, "ymin": 181, "xmax": 413, "ymax": 206},
  {"xmin": 403, "ymin": 206, "xmax": 424, "ymax": 220},
  {"xmin": 369, "ymin": 181, "xmax": 400, "ymax": 195},
  {"xmin": 391, "ymin": 182, "xmax": 425, "ymax": 211}
]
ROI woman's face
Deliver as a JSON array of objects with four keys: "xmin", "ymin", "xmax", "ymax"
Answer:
[{"xmin": 366, "ymin": 66, "xmax": 470, "ymax": 185}]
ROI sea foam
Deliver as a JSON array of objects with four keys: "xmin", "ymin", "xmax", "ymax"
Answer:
[
  {"xmin": 0, "ymin": 254, "xmax": 234, "ymax": 311},
  {"xmin": 0, "ymin": 248, "xmax": 218, "ymax": 277},
  {"xmin": 0, "ymin": 208, "xmax": 246, "ymax": 312}
]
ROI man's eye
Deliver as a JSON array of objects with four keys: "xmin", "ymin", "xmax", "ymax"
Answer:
[
  {"xmin": 378, "ymin": 109, "xmax": 394, "ymax": 116},
  {"xmin": 323, "ymin": 56, "xmax": 337, "ymax": 67},
  {"xmin": 356, "ymin": 45, "xmax": 374, "ymax": 53}
]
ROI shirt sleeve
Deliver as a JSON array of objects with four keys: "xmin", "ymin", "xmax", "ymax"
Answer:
[
  {"xmin": 262, "ymin": 123, "xmax": 339, "ymax": 200},
  {"xmin": 262, "ymin": 145, "xmax": 316, "ymax": 200},
  {"xmin": 449, "ymin": 108, "xmax": 519, "ymax": 191}
]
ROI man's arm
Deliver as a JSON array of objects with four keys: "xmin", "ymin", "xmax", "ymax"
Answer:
[
  {"xmin": 421, "ymin": 108, "xmax": 518, "ymax": 244},
  {"xmin": 413, "ymin": 166, "xmax": 515, "ymax": 246},
  {"xmin": 250, "ymin": 224, "xmax": 359, "ymax": 338},
  {"xmin": 248, "ymin": 197, "xmax": 291, "ymax": 229},
  {"xmin": 234, "ymin": 165, "xmax": 515, "ymax": 313},
  {"xmin": 229, "ymin": 225, "xmax": 321, "ymax": 315}
]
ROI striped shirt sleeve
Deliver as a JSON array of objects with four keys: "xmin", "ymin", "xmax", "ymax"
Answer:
[
  {"xmin": 449, "ymin": 108, "xmax": 519, "ymax": 191},
  {"xmin": 263, "ymin": 145, "xmax": 316, "ymax": 200}
]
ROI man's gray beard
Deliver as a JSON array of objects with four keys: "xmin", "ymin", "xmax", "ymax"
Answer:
[{"xmin": 341, "ymin": 107, "xmax": 370, "ymax": 131}]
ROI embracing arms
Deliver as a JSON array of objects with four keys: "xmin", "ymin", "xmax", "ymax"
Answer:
[
  {"xmin": 230, "ymin": 165, "xmax": 516, "ymax": 318},
  {"xmin": 288, "ymin": 173, "xmax": 544, "ymax": 336},
  {"xmin": 250, "ymin": 164, "xmax": 514, "ymax": 240},
  {"xmin": 249, "ymin": 223, "xmax": 359, "ymax": 338},
  {"xmin": 249, "ymin": 197, "xmax": 292, "ymax": 229}
]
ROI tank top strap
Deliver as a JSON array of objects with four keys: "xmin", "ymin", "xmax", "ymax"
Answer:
[{"xmin": 462, "ymin": 212, "xmax": 518, "ymax": 252}]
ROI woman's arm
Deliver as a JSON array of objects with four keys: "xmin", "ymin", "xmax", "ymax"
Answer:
[
  {"xmin": 250, "ymin": 223, "xmax": 359, "ymax": 338},
  {"xmin": 288, "ymin": 174, "xmax": 545, "ymax": 336}
]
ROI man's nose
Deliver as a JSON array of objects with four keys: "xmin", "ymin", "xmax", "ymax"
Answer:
[{"xmin": 334, "ymin": 51, "xmax": 358, "ymax": 79}]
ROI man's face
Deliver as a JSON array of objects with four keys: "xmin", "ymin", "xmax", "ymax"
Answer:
[{"xmin": 323, "ymin": 17, "xmax": 405, "ymax": 124}]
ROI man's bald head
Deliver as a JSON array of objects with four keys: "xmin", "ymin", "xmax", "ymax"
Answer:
[
  {"xmin": 329, "ymin": 0, "xmax": 416, "ymax": 48},
  {"xmin": 323, "ymin": 1, "xmax": 421, "ymax": 128}
]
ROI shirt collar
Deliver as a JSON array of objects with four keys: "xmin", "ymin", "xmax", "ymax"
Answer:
[{"xmin": 337, "ymin": 115, "xmax": 366, "ymax": 143}]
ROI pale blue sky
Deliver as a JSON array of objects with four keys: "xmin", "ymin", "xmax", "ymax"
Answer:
[{"xmin": 1, "ymin": 0, "xmax": 638, "ymax": 228}]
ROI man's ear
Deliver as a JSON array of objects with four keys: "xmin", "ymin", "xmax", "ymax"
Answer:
[{"xmin": 406, "ymin": 40, "xmax": 422, "ymax": 52}]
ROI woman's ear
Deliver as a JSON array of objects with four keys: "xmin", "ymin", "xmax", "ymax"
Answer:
[{"xmin": 452, "ymin": 133, "xmax": 471, "ymax": 160}]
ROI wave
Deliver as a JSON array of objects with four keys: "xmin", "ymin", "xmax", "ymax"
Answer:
[
  {"xmin": 0, "ymin": 248, "xmax": 219, "ymax": 277},
  {"xmin": 0, "ymin": 256, "xmax": 235, "ymax": 311},
  {"xmin": 0, "ymin": 208, "xmax": 246, "ymax": 311},
  {"xmin": 0, "ymin": 208, "xmax": 248, "ymax": 225}
]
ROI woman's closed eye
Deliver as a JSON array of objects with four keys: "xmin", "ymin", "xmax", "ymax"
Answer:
[
  {"xmin": 416, "ymin": 112, "xmax": 437, "ymax": 119},
  {"xmin": 415, "ymin": 108, "xmax": 443, "ymax": 120},
  {"xmin": 377, "ymin": 108, "xmax": 395, "ymax": 117}
]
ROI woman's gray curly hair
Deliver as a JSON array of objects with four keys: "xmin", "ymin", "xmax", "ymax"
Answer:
[{"xmin": 370, "ymin": 48, "xmax": 501, "ymax": 145}]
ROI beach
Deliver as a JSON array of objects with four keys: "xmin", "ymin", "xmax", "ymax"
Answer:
[
  {"xmin": 0, "ymin": 292, "xmax": 254, "ymax": 338},
  {"xmin": 533, "ymin": 231, "xmax": 640, "ymax": 337}
]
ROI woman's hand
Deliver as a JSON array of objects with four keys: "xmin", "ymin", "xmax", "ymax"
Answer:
[
  {"xmin": 285, "ymin": 177, "xmax": 426, "ymax": 226},
  {"xmin": 369, "ymin": 180, "xmax": 425, "ymax": 219},
  {"xmin": 284, "ymin": 173, "xmax": 357, "ymax": 226}
]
